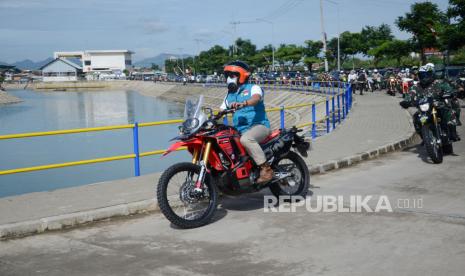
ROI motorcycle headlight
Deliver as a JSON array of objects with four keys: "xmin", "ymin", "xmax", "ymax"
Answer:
[
  {"xmin": 182, "ymin": 118, "xmax": 199, "ymax": 131},
  {"xmin": 420, "ymin": 103, "xmax": 430, "ymax": 112}
]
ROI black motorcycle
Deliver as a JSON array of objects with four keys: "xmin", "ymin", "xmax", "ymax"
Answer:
[
  {"xmin": 402, "ymin": 94, "xmax": 455, "ymax": 163},
  {"xmin": 456, "ymin": 77, "xmax": 465, "ymax": 99}
]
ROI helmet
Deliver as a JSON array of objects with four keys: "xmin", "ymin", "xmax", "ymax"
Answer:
[
  {"xmin": 223, "ymin": 60, "xmax": 251, "ymax": 84},
  {"xmin": 374, "ymin": 69, "xmax": 378, "ymax": 73},
  {"xmin": 418, "ymin": 63, "xmax": 435, "ymax": 87}
]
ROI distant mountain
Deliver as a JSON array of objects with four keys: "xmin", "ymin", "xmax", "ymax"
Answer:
[
  {"xmin": 11, "ymin": 58, "xmax": 54, "ymax": 70},
  {"xmin": 134, "ymin": 53, "xmax": 192, "ymax": 68},
  {"xmin": 0, "ymin": 58, "xmax": 55, "ymax": 70}
]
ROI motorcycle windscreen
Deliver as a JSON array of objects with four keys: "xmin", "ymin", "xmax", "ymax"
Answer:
[
  {"xmin": 182, "ymin": 95, "xmax": 207, "ymax": 133},
  {"xmin": 184, "ymin": 95, "xmax": 204, "ymax": 119}
]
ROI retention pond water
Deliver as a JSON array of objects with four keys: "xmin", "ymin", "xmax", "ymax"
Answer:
[{"xmin": 0, "ymin": 89, "xmax": 188, "ymax": 198}]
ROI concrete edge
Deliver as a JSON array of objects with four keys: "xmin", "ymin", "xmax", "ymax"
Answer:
[
  {"xmin": 309, "ymin": 131, "xmax": 417, "ymax": 175},
  {"xmin": 0, "ymin": 199, "xmax": 158, "ymax": 240}
]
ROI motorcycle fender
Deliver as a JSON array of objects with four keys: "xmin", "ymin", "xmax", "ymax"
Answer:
[{"xmin": 163, "ymin": 139, "xmax": 202, "ymax": 156}]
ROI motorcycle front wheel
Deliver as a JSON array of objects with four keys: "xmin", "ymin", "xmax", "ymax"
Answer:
[
  {"xmin": 422, "ymin": 125, "xmax": 443, "ymax": 164},
  {"xmin": 270, "ymin": 151, "xmax": 310, "ymax": 199},
  {"xmin": 157, "ymin": 162, "xmax": 218, "ymax": 228}
]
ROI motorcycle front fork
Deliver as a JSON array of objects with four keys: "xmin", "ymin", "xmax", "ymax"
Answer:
[{"xmin": 193, "ymin": 141, "xmax": 212, "ymax": 193}]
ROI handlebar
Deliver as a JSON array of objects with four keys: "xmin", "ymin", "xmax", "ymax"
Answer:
[{"xmin": 213, "ymin": 108, "xmax": 237, "ymax": 120}]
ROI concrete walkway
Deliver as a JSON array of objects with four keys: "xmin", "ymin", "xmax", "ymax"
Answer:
[
  {"xmin": 2, "ymin": 113, "xmax": 463, "ymax": 276},
  {"xmin": 0, "ymin": 92, "xmax": 414, "ymax": 237}
]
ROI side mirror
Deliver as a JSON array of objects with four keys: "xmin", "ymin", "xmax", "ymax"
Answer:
[{"xmin": 203, "ymin": 107, "xmax": 214, "ymax": 118}]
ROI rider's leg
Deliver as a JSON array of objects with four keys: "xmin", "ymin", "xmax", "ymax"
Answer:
[
  {"xmin": 240, "ymin": 125, "xmax": 273, "ymax": 183},
  {"xmin": 452, "ymin": 98, "xmax": 462, "ymax": 126}
]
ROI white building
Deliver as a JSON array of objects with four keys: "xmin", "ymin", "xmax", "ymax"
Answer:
[
  {"xmin": 40, "ymin": 58, "xmax": 82, "ymax": 82},
  {"xmin": 54, "ymin": 50, "xmax": 134, "ymax": 75}
]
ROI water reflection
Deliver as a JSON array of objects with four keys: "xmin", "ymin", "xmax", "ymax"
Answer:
[{"xmin": 0, "ymin": 89, "xmax": 187, "ymax": 198}]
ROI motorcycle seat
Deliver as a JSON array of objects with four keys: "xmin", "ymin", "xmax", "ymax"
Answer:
[{"xmin": 260, "ymin": 129, "xmax": 281, "ymax": 145}]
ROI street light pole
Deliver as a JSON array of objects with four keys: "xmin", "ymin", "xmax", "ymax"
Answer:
[
  {"xmin": 256, "ymin": 18, "xmax": 275, "ymax": 71},
  {"xmin": 320, "ymin": 0, "xmax": 328, "ymax": 72},
  {"xmin": 325, "ymin": 0, "xmax": 341, "ymax": 71}
]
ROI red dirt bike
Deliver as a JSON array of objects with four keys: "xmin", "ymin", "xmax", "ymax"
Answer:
[
  {"xmin": 387, "ymin": 76, "xmax": 398, "ymax": 96},
  {"xmin": 157, "ymin": 96, "xmax": 310, "ymax": 228}
]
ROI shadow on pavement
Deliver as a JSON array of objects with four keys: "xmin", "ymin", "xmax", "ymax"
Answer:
[
  {"xmin": 403, "ymin": 143, "xmax": 433, "ymax": 164},
  {"xmin": 169, "ymin": 188, "xmax": 315, "ymax": 229},
  {"xmin": 403, "ymin": 140, "xmax": 460, "ymax": 164}
]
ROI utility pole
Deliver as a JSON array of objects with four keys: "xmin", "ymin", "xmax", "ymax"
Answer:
[
  {"xmin": 257, "ymin": 18, "xmax": 275, "ymax": 71},
  {"xmin": 194, "ymin": 39, "xmax": 201, "ymax": 75},
  {"xmin": 177, "ymin": 47, "xmax": 185, "ymax": 75},
  {"xmin": 320, "ymin": 0, "xmax": 328, "ymax": 72},
  {"xmin": 230, "ymin": 20, "xmax": 256, "ymax": 57},
  {"xmin": 230, "ymin": 21, "xmax": 240, "ymax": 56}
]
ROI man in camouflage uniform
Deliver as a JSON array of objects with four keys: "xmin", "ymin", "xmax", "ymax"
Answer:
[{"xmin": 403, "ymin": 63, "xmax": 461, "ymax": 141}]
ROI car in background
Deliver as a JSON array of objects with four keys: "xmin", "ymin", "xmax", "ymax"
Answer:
[
  {"xmin": 206, "ymin": 75, "xmax": 220, "ymax": 83},
  {"xmin": 195, "ymin": 75, "xmax": 206, "ymax": 83}
]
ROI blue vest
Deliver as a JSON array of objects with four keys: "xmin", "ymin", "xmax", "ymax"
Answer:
[{"xmin": 225, "ymin": 83, "xmax": 270, "ymax": 134}]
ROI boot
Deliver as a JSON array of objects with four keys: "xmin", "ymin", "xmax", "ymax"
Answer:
[{"xmin": 257, "ymin": 163, "xmax": 274, "ymax": 184}]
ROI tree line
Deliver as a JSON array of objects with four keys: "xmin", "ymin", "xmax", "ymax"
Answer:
[{"xmin": 165, "ymin": 0, "xmax": 465, "ymax": 74}]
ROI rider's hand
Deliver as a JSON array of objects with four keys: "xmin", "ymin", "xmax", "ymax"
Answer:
[{"xmin": 230, "ymin": 102, "xmax": 245, "ymax": 109}]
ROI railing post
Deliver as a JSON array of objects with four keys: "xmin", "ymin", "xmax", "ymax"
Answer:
[
  {"xmin": 332, "ymin": 96, "xmax": 336, "ymax": 130},
  {"xmin": 133, "ymin": 122, "xmax": 141, "ymax": 177},
  {"xmin": 349, "ymin": 82, "xmax": 353, "ymax": 110},
  {"xmin": 342, "ymin": 89, "xmax": 346, "ymax": 119},
  {"xmin": 280, "ymin": 106, "xmax": 285, "ymax": 129},
  {"xmin": 346, "ymin": 83, "xmax": 350, "ymax": 113},
  {"xmin": 325, "ymin": 98, "xmax": 330, "ymax": 133},
  {"xmin": 311, "ymin": 102, "xmax": 316, "ymax": 139},
  {"xmin": 337, "ymin": 93, "xmax": 341, "ymax": 123}
]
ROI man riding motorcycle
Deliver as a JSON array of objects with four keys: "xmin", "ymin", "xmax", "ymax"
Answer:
[
  {"xmin": 221, "ymin": 60, "xmax": 273, "ymax": 184},
  {"xmin": 372, "ymin": 69, "xmax": 382, "ymax": 90},
  {"xmin": 356, "ymin": 69, "xmax": 367, "ymax": 95},
  {"xmin": 403, "ymin": 63, "xmax": 460, "ymax": 141}
]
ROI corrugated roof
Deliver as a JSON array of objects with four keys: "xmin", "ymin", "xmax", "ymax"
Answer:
[{"xmin": 39, "ymin": 58, "xmax": 82, "ymax": 70}]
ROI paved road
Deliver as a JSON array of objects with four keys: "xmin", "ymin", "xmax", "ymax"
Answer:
[{"xmin": 0, "ymin": 104, "xmax": 463, "ymax": 275}]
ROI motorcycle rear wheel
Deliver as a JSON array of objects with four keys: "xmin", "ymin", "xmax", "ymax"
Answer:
[
  {"xmin": 157, "ymin": 162, "xmax": 218, "ymax": 228},
  {"xmin": 270, "ymin": 151, "xmax": 310, "ymax": 199}
]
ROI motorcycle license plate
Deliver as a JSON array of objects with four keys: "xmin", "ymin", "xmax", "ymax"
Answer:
[{"xmin": 420, "ymin": 115, "xmax": 428, "ymax": 124}]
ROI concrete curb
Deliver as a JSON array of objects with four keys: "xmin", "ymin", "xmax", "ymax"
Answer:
[
  {"xmin": 309, "ymin": 132, "xmax": 417, "ymax": 175},
  {"xmin": 0, "ymin": 199, "xmax": 159, "ymax": 239}
]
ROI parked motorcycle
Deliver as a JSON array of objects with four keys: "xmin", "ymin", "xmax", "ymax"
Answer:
[{"xmin": 157, "ymin": 96, "xmax": 310, "ymax": 228}]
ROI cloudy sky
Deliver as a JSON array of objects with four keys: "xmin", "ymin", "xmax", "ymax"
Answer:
[{"xmin": 0, "ymin": 0, "xmax": 449, "ymax": 63}]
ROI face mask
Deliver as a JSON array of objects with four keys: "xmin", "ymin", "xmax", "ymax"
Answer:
[{"xmin": 227, "ymin": 76, "xmax": 238, "ymax": 92}]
